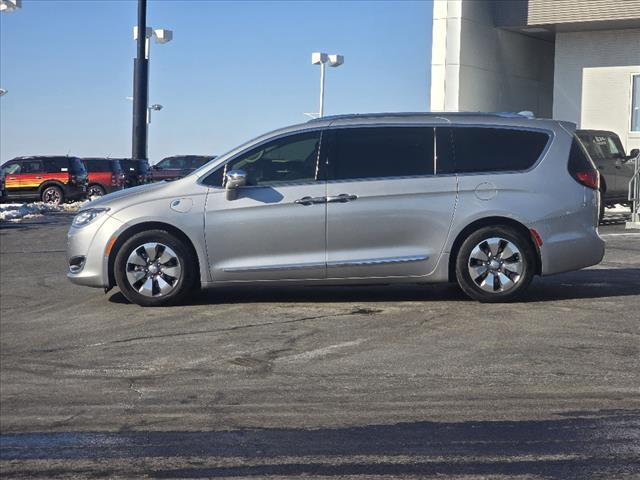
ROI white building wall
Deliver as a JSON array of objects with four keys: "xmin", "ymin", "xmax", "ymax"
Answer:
[
  {"xmin": 553, "ymin": 29, "xmax": 640, "ymax": 151},
  {"xmin": 430, "ymin": 0, "xmax": 554, "ymax": 116}
]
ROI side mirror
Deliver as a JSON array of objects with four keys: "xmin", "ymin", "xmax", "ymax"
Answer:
[
  {"xmin": 628, "ymin": 149, "xmax": 640, "ymax": 160},
  {"xmin": 225, "ymin": 169, "xmax": 247, "ymax": 200}
]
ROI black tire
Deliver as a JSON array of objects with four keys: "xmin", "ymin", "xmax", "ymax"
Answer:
[
  {"xmin": 88, "ymin": 184, "xmax": 106, "ymax": 199},
  {"xmin": 455, "ymin": 225, "xmax": 536, "ymax": 303},
  {"xmin": 41, "ymin": 185, "xmax": 64, "ymax": 205},
  {"xmin": 114, "ymin": 229, "xmax": 198, "ymax": 307}
]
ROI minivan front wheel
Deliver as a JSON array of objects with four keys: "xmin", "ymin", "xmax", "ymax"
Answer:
[
  {"xmin": 114, "ymin": 230, "xmax": 197, "ymax": 307},
  {"xmin": 455, "ymin": 226, "xmax": 535, "ymax": 303}
]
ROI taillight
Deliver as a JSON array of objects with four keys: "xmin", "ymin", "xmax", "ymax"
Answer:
[
  {"xmin": 575, "ymin": 171, "xmax": 599, "ymax": 190},
  {"xmin": 568, "ymin": 137, "xmax": 599, "ymax": 190}
]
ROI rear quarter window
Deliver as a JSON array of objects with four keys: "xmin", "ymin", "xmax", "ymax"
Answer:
[{"xmin": 437, "ymin": 127, "xmax": 550, "ymax": 174}]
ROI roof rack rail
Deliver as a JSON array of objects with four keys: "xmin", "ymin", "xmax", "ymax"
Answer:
[{"xmin": 307, "ymin": 111, "xmax": 537, "ymax": 122}]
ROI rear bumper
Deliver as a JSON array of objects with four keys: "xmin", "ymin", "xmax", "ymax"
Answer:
[
  {"xmin": 540, "ymin": 228, "xmax": 605, "ymax": 275},
  {"xmin": 535, "ymin": 189, "xmax": 605, "ymax": 275}
]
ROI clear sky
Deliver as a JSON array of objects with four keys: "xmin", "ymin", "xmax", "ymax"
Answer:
[{"xmin": 0, "ymin": 0, "xmax": 433, "ymax": 164}]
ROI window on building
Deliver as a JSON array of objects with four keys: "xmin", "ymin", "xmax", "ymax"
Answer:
[
  {"xmin": 632, "ymin": 74, "xmax": 640, "ymax": 132},
  {"xmin": 329, "ymin": 127, "xmax": 434, "ymax": 180}
]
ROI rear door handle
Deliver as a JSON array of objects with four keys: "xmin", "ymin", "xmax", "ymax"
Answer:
[
  {"xmin": 294, "ymin": 196, "xmax": 326, "ymax": 206},
  {"xmin": 326, "ymin": 194, "xmax": 358, "ymax": 203}
]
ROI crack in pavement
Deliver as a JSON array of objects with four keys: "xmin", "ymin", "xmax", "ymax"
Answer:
[{"xmin": 20, "ymin": 308, "xmax": 384, "ymax": 356}]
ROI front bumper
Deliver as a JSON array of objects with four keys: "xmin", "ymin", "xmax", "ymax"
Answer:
[{"xmin": 66, "ymin": 214, "xmax": 125, "ymax": 288}]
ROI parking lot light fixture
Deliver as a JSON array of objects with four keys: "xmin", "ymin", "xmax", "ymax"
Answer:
[
  {"xmin": 0, "ymin": 88, "xmax": 7, "ymax": 97},
  {"xmin": 0, "ymin": 0, "xmax": 21, "ymax": 13},
  {"xmin": 311, "ymin": 52, "xmax": 343, "ymax": 118},
  {"xmin": 148, "ymin": 104, "xmax": 163, "ymax": 124}
]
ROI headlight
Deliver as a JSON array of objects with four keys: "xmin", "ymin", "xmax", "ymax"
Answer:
[{"xmin": 72, "ymin": 208, "xmax": 110, "ymax": 228}]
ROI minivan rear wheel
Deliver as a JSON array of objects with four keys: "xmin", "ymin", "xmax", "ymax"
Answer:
[
  {"xmin": 455, "ymin": 225, "xmax": 535, "ymax": 303},
  {"xmin": 114, "ymin": 230, "xmax": 197, "ymax": 307}
]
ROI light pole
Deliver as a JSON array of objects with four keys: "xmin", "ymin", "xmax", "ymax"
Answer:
[
  {"xmin": 1, "ymin": 0, "xmax": 20, "ymax": 97},
  {"xmin": 311, "ymin": 52, "xmax": 344, "ymax": 118},
  {"xmin": 131, "ymin": 0, "xmax": 172, "ymax": 161}
]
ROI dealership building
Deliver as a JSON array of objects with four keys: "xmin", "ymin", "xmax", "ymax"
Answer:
[{"xmin": 430, "ymin": 0, "xmax": 640, "ymax": 153}]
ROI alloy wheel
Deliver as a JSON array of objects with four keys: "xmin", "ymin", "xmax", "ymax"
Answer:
[
  {"xmin": 88, "ymin": 185, "xmax": 104, "ymax": 199},
  {"xmin": 467, "ymin": 237, "xmax": 523, "ymax": 293},
  {"xmin": 125, "ymin": 242, "xmax": 182, "ymax": 297},
  {"xmin": 43, "ymin": 187, "xmax": 61, "ymax": 205}
]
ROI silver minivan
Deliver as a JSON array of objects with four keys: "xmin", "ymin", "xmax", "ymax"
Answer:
[{"xmin": 67, "ymin": 113, "xmax": 605, "ymax": 306}]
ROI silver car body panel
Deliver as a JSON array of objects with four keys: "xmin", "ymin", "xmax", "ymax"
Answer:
[{"xmin": 67, "ymin": 113, "xmax": 604, "ymax": 291}]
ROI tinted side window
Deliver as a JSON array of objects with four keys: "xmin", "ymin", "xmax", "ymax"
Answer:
[
  {"xmin": 121, "ymin": 160, "xmax": 136, "ymax": 172},
  {"xmin": 330, "ymin": 127, "xmax": 434, "ymax": 180},
  {"xmin": 111, "ymin": 161, "xmax": 123, "ymax": 173},
  {"xmin": 204, "ymin": 131, "xmax": 322, "ymax": 187},
  {"xmin": 2, "ymin": 162, "xmax": 21, "ymax": 174},
  {"xmin": 438, "ymin": 127, "xmax": 549, "ymax": 174},
  {"xmin": 22, "ymin": 160, "xmax": 44, "ymax": 174},
  {"xmin": 43, "ymin": 157, "xmax": 69, "ymax": 173},
  {"xmin": 190, "ymin": 157, "xmax": 211, "ymax": 168},
  {"xmin": 593, "ymin": 134, "xmax": 623, "ymax": 160},
  {"xmin": 84, "ymin": 159, "xmax": 110, "ymax": 172}
]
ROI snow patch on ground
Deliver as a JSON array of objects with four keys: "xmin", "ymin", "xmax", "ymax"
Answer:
[
  {"xmin": 606, "ymin": 204, "xmax": 631, "ymax": 214},
  {"xmin": 0, "ymin": 201, "xmax": 87, "ymax": 223}
]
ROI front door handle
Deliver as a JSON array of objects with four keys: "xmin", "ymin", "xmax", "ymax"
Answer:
[
  {"xmin": 326, "ymin": 194, "xmax": 358, "ymax": 203},
  {"xmin": 35, "ymin": 176, "xmax": 43, "ymax": 179},
  {"xmin": 294, "ymin": 196, "xmax": 326, "ymax": 206}
]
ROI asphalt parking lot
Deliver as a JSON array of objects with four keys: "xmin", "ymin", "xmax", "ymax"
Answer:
[{"xmin": 1, "ymin": 211, "xmax": 639, "ymax": 479}]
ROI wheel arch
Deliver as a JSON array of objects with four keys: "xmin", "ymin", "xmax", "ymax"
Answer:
[
  {"xmin": 448, "ymin": 216, "xmax": 541, "ymax": 282},
  {"xmin": 107, "ymin": 221, "xmax": 202, "ymax": 290},
  {"xmin": 88, "ymin": 182, "xmax": 107, "ymax": 191},
  {"xmin": 38, "ymin": 180, "xmax": 66, "ymax": 195}
]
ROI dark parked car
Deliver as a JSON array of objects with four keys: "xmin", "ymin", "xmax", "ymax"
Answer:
[
  {"xmin": 576, "ymin": 130, "xmax": 639, "ymax": 219},
  {"xmin": 120, "ymin": 159, "xmax": 151, "ymax": 187},
  {"xmin": 0, "ymin": 156, "xmax": 88, "ymax": 205},
  {"xmin": 149, "ymin": 155, "xmax": 215, "ymax": 182},
  {"xmin": 82, "ymin": 158, "xmax": 126, "ymax": 198},
  {"xmin": 0, "ymin": 170, "xmax": 5, "ymax": 201}
]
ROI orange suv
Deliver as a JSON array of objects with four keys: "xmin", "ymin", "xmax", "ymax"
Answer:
[{"xmin": 0, "ymin": 156, "xmax": 88, "ymax": 205}]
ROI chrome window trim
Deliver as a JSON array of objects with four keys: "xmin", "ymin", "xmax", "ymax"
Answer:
[
  {"xmin": 327, "ymin": 255, "xmax": 429, "ymax": 268},
  {"xmin": 222, "ymin": 261, "xmax": 325, "ymax": 273},
  {"xmin": 199, "ymin": 122, "xmax": 555, "ymax": 187}
]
